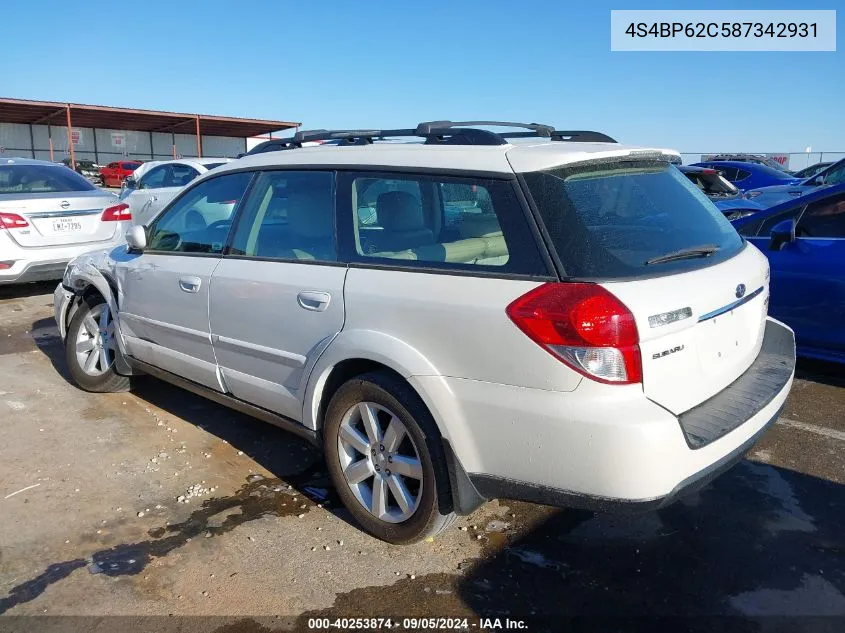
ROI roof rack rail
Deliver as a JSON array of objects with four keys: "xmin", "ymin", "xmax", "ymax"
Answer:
[{"xmin": 251, "ymin": 121, "xmax": 617, "ymax": 153}]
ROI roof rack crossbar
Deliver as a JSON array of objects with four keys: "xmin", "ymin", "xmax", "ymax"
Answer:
[{"xmin": 252, "ymin": 122, "xmax": 617, "ymax": 153}]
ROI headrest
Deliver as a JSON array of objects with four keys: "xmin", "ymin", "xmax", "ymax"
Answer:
[
  {"xmin": 286, "ymin": 192, "xmax": 333, "ymax": 239},
  {"xmin": 377, "ymin": 191, "xmax": 425, "ymax": 231}
]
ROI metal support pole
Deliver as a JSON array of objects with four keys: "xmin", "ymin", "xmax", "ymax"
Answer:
[
  {"xmin": 92, "ymin": 127, "xmax": 99, "ymax": 165},
  {"xmin": 65, "ymin": 104, "xmax": 76, "ymax": 170},
  {"xmin": 28, "ymin": 124, "xmax": 35, "ymax": 159},
  {"xmin": 195, "ymin": 116, "xmax": 202, "ymax": 157},
  {"xmin": 48, "ymin": 124, "xmax": 54, "ymax": 161},
  {"xmin": 149, "ymin": 131, "xmax": 154, "ymax": 161},
  {"xmin": 172, "ymin": 132, "xmax": 176, "ymax": 158}
]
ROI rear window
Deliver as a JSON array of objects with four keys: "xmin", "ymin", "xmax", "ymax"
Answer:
[
  {"xmin": 202, "ymin": 162, "xmax": 225, "ymax": 171},
  {"xmin": 122, "ymin": 163, "xmax": 141, "ymax": 171},
  {"xmin": 0, "ymin": 164, "xmax": 97, "ymax": 194},
  {"xmin": 523, "ymin": 159, "xmax": 744, "ymax": 279}
]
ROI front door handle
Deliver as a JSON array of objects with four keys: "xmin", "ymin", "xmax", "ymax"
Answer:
[
  {"xmin": 150, "ymin": 195, "xmax": 158, "ymax": 202},
  {"xmin": 297, "ymin": 290, "xmax": 331, "ymax": 312},
  {"xmin": 179, "ymin": 276, "xmax": 202, "ymax": 293}
]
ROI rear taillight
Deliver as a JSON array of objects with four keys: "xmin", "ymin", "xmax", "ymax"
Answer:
[
  {"xmin": 0, "ymin": 213, "xmax": 29, "ymax": 229},
  {"xmin": 101, "ymin": 203, "xmax": 132, "ymax": 222},
  {"xmin": 506, "ymin": 282, "xmax": 642, "ymax": 384}
]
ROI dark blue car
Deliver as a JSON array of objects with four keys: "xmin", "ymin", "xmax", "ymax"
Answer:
[
  {"xmin": 691, "ymin": 160, "xmax": 802, "ymax": 191},
  {"xmin": 742, "ymin": 158, "xmax": 845, "ymax": 209},
  {"xmin": 731, "ymin": 183, "xmax": 845, "ymax": 363}
]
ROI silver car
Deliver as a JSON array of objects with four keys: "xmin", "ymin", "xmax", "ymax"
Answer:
[
  {"xmin": 0, "ymin": 158, "xmax": 127, "ymax": 284},
  {"xmin": 55, "ymin": 122, "xmax": 795, "ymax": 544}
]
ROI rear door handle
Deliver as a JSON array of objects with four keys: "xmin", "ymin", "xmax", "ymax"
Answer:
[
  {"xmin": 297, "ymin": 290, "xmax": 331, "ymax": 312},
  {"xmin": 179, "ymin": 276, "xmax": 202, "ymax": 293}
]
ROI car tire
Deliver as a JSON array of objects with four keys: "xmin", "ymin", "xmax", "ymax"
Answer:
[
  {"xmin": 65, "ymin": 295, "xmax": 130, "ymax": 393},
  {"xmin": 323, "ymin": 371, "xmax": 457, "ymax": 544}
]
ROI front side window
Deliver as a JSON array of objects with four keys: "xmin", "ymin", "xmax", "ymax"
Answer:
[
  {"xmin": 523, "ymin": 159, "xmax": 744, "ymax": 279},
  {"xmin": 229, "ymin": 171, "xmax": 335, "ymax": 261},
  {"xmin": 341, "ymin": 172, "xmax": 547, "ymax": 275},
  {"xmin": 0, "ymin": 165, "xmax": 96, "ymax": 193},
  {"xmin": 820, "ymin": 162, "xmax": 845, "ymax": 186},
  {"xmin": 139, "ymin": 165, "xmax": 169, "ymax": 189},
  {"xmin": 147, "ymin": 171, "xmax": 253, "ymax": 254},
  {"xmin": 796, "ymin": 193, "xmax": 845, "ymax": 238}
]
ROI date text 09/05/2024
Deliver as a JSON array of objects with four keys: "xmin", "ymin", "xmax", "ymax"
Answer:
[
  {"xmin": 307, "ymin": 617, "xmax": 528, "ymax": 630},
  {"xmin": 625, "ymin": 22, "xmax": 818, "ymax": 39}
]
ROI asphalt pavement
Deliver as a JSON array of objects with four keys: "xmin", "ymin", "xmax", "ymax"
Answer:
[{"xmin": 0, "ymin": 282, "xmax": 843, "ymax": 632}]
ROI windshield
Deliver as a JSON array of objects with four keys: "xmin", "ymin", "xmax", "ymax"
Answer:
[
  {"xmin": 0, "ymin": 164, "xmax": 97, "ymax": 194},
  {"xmin": 522, "ymin": 159, "xmax": 744, "ymax": 279}
]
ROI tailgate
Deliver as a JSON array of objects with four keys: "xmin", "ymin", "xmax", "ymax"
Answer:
[
  {"xmin": 605, "ymin": 244, "xmax": 770, "ymax": 415},
  {"xmin": 0, "ymin": 192, "xmax": 118, "ymax": 248}
]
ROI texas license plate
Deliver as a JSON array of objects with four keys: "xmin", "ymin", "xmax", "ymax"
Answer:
[{"xmin": 52, "ymin": 219, "xmax": 82, "ymax": 233}]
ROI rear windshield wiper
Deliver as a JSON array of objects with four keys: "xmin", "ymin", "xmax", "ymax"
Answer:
[{"xmin": 645, "ymin": 244, "xmax": 720, "ymax": 266}]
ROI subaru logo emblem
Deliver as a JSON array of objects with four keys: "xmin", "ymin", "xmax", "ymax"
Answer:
[
  {"xmin": 736, "ymin": 284, "xmax": 746, "ymax": 299},
  {"xmin": 60, "ymin": 201, "xmax": 70, "ymax": 209}
]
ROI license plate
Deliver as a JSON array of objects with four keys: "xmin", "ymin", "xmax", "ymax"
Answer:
[{"xmin": 52, "ymin": 219, "xmax": 83, "ymax": 233}]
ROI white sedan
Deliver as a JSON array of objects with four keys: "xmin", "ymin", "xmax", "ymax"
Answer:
[
  {"xmin": 0, "ymin": 158, "xmax": 127, "ymax": 285},
  {"xmin": 120, "ymin": 157, "xmax": 232, "ymax": 226}
]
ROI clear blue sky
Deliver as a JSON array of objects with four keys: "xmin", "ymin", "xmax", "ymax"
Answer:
[{"xmin": 2, "ymin": 0, "xmax": 842, "ymax": 153}]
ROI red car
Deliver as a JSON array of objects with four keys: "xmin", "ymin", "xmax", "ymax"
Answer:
[{"xmin": 99, "ymin": 161, "xmax": 142, "ymax": 188}]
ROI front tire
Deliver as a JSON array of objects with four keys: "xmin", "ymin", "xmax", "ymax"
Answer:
[
  {"xmin": 323, "ymin": 371, "xmax": 456, "ymax": 544},
  {"xmin": 65, "ymin": 295, "xmax": 130, "ymax": 393}
]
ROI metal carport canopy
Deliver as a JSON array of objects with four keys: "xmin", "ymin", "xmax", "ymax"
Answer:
[{"xmin": 0, "ymin": 97, "xmax": 301, "ymax": 165}]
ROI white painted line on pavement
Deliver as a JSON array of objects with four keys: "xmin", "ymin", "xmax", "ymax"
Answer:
[
  {"xmin": 777, "ymin": 417, "xmax": 845, "ymax": 443},
  {"xmin": 4, "ymin": 483, "xmax": 40, "ymax": 499}
]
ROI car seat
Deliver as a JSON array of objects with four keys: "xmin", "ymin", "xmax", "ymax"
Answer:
[{"xmin": 369, "ymin": 191, "xmax": 435, "ymax": 252}]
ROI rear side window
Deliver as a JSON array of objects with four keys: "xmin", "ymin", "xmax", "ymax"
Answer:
[
  {"xmin": 0, "ymin": 165, "xmax": 96, "ymax": 193},
  {"xmin": 523, "ymin": 159, "xmax": 744, "ymax": 279},
  {"xmin": 734, "ymin": 168, "xmax": 751, "ymax": 182},
  {"xmin": 229, "ymin": 170, "xmax": 336, "ymax": 261},
  {"xmin": 338, "ymin": 172, "xmax": 547, "ymax": 276}
]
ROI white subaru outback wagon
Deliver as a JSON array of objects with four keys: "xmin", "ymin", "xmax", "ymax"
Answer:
[{"xmin": 55, "ymin": 121, "xmax": 796, "ymax": 544}]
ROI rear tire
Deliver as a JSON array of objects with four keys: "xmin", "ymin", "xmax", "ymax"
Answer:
[
  {"xmin": 323, "ymin": 371, "xmax": 456, "ymax": 544},
  {"xmin": 65, "ymin": 295, "xmax": 130, "ymax": 393}
]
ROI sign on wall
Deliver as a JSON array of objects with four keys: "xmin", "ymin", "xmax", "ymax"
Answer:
[
  {"xmin": 70, "ymin": 130, "xmax": 81, "ymax": 145},
  {"xmin": 110, "ymin": 132, "xmax": 125, "ymax": 148},
  {"xmin": 765, "ymin": 153, "xmax": 790, "ymax": 168}
]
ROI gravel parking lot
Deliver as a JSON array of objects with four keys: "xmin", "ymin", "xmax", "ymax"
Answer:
[{"xmin": 1, "ymin": 282, "xmax": 844, "ymax": 628}]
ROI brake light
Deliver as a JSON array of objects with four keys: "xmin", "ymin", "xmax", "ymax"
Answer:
[
  {"xmin": 506, "ymin": 282, "xmax": 642, "ymax": 384},
  {"xmin": 0, "ymin": 213, "xmax": 29, "ymax": 229},
  {"xmin": 101, "ymin": 203, "xmax": 132, "ymax": 222}
]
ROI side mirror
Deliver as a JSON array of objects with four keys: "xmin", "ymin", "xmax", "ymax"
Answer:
[
  {"xmin": 769, "ymin": 218, "xmax": 795, "ymax": 251},
  {"xmin": 126, "ymin": 224, "xmax": 147, "ymax": 252},
  {"xmin": 124, "ymin": 176, "xmax": 138, "ymax": 190}
]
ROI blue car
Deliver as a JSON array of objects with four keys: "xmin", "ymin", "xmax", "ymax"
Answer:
[
  {"xmin": 742, "ymin": 158, "xmax": 845, "ymax": 209},
  {"xmin": 731, "ymin": 183, "xmax": 845, "ymax": 363},
  {"xmin": 691, "ymin": 160, "xmax": 802, "ymax": 191}
]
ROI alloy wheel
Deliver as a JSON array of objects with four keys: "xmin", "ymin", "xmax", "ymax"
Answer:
[{"xmin": 337, "ymin": 401, "xmax": 424, "ymax": 523}]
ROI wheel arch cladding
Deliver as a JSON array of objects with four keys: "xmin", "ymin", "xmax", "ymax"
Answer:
[{"xmin": 312, "ymin": 359, "xmax": 485, "ymax": 516}]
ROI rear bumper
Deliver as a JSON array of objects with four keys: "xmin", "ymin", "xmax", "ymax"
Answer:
[
  {"xmin": 414, "ymin": 317, "xmax": 796, "ymax": 513},
  {"xmin": 0, "ymin": 234, "xmax": 122, "ymax": 285}
]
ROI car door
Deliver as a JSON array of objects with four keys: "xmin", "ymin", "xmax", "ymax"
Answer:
[
  {"xmin": 103, "ymin": 162, "xmax": 118, "ymax": 187},
  {"xmin": 148, "ymin": 163, "xmax": 201, "ymax": 221},
  {"xmin": 117, "ymin": 170, "xmax": 255, "ymax": 389},
  {"xmin": 208, "ymin": 170, "xmax": 346, "ymax": 421},
  {"xmin": 128, "ymin": 164, "xmax": 170, "ymax": 226},
  {"xmin": 748, "ymin": 192, "xmax": 845, "ymax": 354}
]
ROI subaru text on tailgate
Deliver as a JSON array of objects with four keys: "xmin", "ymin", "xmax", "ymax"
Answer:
[{"xmin": 54, "ymin": 121, "xmax": 796, "ymax": 544}]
